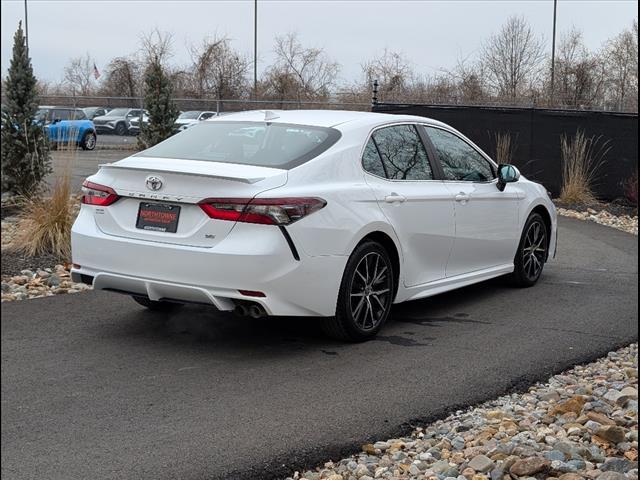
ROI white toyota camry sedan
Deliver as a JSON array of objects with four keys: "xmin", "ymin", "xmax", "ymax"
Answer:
[{"xmin": 71, "ymin": 110, "xmax": 557, "ymax": 341}]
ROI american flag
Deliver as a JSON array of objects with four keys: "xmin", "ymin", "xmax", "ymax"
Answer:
[{"xmin": 93, "ymin": 63, "xmax": 101, "ymax": 80}]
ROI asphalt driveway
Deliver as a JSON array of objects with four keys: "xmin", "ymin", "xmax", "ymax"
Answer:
[{"xmin": 1, "ymin": 217, "xmax": 637, "ymax": 480}]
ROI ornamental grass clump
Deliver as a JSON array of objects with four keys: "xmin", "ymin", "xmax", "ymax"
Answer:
[
  {"xmin": 494, "ymin": 132, "xmax": 517, "ymax": 165},
  {"xmin": 559, "ymin": 130, "xmax": 610, "ymax": 205},
  {"xmin": 14, "ymin": 171, "xmax": 77, "ymax": 260}
]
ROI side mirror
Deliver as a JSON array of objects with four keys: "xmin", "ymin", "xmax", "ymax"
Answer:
[{"xmin": 497, "ymin": 164, "xmax": 520, "ymax": 191}]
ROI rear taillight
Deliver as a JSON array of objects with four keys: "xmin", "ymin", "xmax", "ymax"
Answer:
[
  {"xmin": 81, "ymin": 181, "xmax": 120, "ymax": 206},
  {"xmin": 199, "ymin": 197, "xmax": 326, "ymax": 225}
]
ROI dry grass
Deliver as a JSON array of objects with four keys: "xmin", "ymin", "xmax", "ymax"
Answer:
[
  {"xmin": 494, "ymin": 132, "xmax": 517, "ymax": 165},
  {"xmin": 559, "ymin": 130, "xmax": 611, "ymax": 205},
  {"xmin": 13, "ymin": 133, "xmax": 80, "ymax": 260},
  {"xmin": 14, "ymin": 173, "xmax": 77, "ymax": 260}
]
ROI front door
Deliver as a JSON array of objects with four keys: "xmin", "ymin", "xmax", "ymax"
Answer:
[{"xmin": 423, "ymin": 126, "xmax": 522, "ymax": 277}]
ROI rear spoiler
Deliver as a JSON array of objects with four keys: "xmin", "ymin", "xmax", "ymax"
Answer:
[{"xmin": 98, "ymin": 162, "xmax": 265, "ymax": 184}]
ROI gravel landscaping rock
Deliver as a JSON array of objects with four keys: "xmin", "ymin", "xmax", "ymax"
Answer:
[
  {"xmin": 556, "ymin": 208, "xmax": 638, "ymax": 236},
  {"xmin": 1, "ymin": 213, "xmax": 92, "ymax": 302},
  {"xmin": 284, "ymin": 344, "xmax": 638, "ymax": 480},
  {"xmin": 1, "ymin": 263, "xmax": 91, "ymax": 302}
]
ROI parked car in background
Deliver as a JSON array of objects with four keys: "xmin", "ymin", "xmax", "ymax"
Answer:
[
  {"xmin": 71, "ymin": 110, "xmax": 557, "ymax": 341},
  {"xmin": 174, "ymin": 111, "xmax": 217, "ymax": 132},
  {"xmin": 34, "ymin": 106, "xmax": 97, "ymax": 150},
  {"xmin": 92, "ymin": 108, "xmax": 146, "ymax": 135},
  {"xmin": 82, "ymin": 107, "xmax": 110, "ymax": 120},
  {"xmin": 127, "ymin": 113, "xmax": 149, "ymax": 135}
]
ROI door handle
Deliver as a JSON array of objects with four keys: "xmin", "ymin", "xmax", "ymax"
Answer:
[
  {"xmin": 455, "ymin": 192, "xmax": 470, "ymax": 203},
  {"xmin": 384, "ymin": 193, "xmax": 407, "ymax": 204}
]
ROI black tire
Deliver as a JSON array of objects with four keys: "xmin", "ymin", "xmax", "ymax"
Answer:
[
  {"xmin": 511, "ymin": 212, "xmax": 548, "ymax": 287},
  {"xmin": 80, "ymin": 131, "xmax": 97, "ymax": 150},
  {"xmin": 131, "ymin": 295, "xmax": 182, "ymax": 312},
  {"xmin": 321, "ymin": 241, "xmax": 395, "ymax": 342},
  {"xmin": 115, "ymin": 122, "xmax": 127, "ymax": 136}
]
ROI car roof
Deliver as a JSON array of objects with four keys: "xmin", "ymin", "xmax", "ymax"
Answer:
[{"xmin": 206, "ymin": 109, "xmax": 447, "ymax": 129}]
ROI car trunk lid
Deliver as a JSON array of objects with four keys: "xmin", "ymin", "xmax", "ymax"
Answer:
[{"xmin": 89, "ymin": 157, "xmax": 288, "ymax": 247}]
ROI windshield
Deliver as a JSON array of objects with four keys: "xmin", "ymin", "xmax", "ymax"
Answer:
[
  {"xmin": 105, "ymin": 108, "xmax": 129, "ymax": 117},
  {"xmin": 35, "ymin": 109, "xmax": 50, "ymax": 122},
  {"xmin": 136, "ymin": 121, "xmax": 341, "ymax": 170},
  {"xmin": 178, "ymin": 111, "xmax": 200, "ymax": 119}
]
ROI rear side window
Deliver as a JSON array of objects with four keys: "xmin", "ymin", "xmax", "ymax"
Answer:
[
  {"xmin": 362, "ymin": 138, "xmax": 386, "ymax": 177},
  {"xmin": 425, "ymin": 127, "xmax": 495, "ymax": 182},
  {"xmin": 364, "ymin": 125, "xmax": 433, "ymax": 180},
  {"xmin": 136, "ymin": 121, "xmax": 341, "ymax": 170}
]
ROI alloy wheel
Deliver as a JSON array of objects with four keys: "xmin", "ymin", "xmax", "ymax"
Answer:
[
  {"xmin": 85, "ymin": 133, "xmax": 96, "ymax": 150},
  {"xmin": 522, "ymin": 220, "xmax": 547, "ymax": 281},
  {"xmin": 349, "ymin": 252, "xmax": 392, "ymax": 331}
]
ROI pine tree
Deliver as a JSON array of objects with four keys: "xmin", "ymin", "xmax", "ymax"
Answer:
[
  {"xmin": 138, "ymin": 61, "xmax": 179, "ymax": 149},
  {"xmin": 1, "ymin": 22, "xmax": 51, "ymax": 197}
]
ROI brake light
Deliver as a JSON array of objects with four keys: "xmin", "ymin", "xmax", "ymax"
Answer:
[
  {"xmin": 81, "ymin": 181, "xmax": 120, "ymax": 206},
  {"xmin": 199, "ymin": 197, "xmax": 326, "ymax": 225}
]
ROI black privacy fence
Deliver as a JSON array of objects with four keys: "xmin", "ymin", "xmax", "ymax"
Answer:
[{"xmin": 372, "ymin": 103, "xmax": 638, "ymax": 200}]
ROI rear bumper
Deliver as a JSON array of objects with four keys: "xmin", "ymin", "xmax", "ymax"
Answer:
[{"xmin": 71, "ymin": 207, "xmax": 346, "ymax": 316}]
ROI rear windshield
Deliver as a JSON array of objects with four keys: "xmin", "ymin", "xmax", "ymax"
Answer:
[
  {"xmin": 178, "ymin": 111, "xmax": 200, "ymax": 119},
  {"xmin": 135, "ymin": 121, "xmax": 341, "ymax": 169}
]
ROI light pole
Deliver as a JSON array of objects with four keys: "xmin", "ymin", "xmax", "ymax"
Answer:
[
  {"xmin": 253, "ymin": 0, "xmax": 258, "ymax": 98},
  {"xmin": 550, "ymin": 0, "xmax": 558, "ymax": 105},
  {"xmin": 24, "ymin": 0, "xmax": 29, "ymax": 52}
]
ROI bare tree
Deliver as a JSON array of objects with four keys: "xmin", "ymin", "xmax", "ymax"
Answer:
[
  {"xmin": 481, "ymin": 16, "xmax": 546, "ymax": 101},
  {"xmin": 63, "ymin": 53, "xmax": 96, "ymax": 96},
  {"xmin": 362, "ymin": 49, "xmax": 413, "ymax": 99},
  {"xmin": 262, "ymin": 32, "xmax": 339, "ymax": 102},
  {"xmin": 139, "ymin": 28, "xmax": 174, "ymax": 67},
  {"xmin": 187, "ymin": 36, "xmax": 249, "ymax": 99},
  {"xmin": 448, "ymin": 55, "xmax": 488, "ymax": 104},
  {"xmin": 100, "ymin": 56, "xmax": 141, "ymax": 98},
  {"xmin": 603, "ymin": 19, "xmax": 638, "ymax": 111},
  {"xmin": 548, "ymin": 28, "xmax": 607, "ymax": 109}
]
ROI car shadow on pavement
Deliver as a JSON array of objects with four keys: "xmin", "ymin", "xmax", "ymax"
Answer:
[{"xmin": 98, "ymin": 275, "xmax": 509, "ymax": 355}]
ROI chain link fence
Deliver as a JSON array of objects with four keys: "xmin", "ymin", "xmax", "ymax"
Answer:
[{"xmin": 29, "ymin": 95, "xmax": 372, "ymax": 113}]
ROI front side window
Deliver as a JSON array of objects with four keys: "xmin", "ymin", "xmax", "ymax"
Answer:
[
  {"xmin": 425, "ymin": 127, "xmax": 495, "ymax": 182},
  {"xmin": 71, "ymin": 109, "xmax": 87, "ymax": 120},
  {"xmin": 371, "ymin": 125, "xmax": 433, "ymax": 180},
  {"xmin": 54, "ymin": 109, "xmax": 71, "ymax": 121},
  {"xmin": 136, "ymin": 121, "xmax": 341, "ymax": 170}
]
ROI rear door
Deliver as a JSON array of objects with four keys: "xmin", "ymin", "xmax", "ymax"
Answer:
[
  {"xmin": 423, "ymin": 126, "xmax": 522, "ymax": 277},
  {"xmin": 362, "ymin": 124, "xmax": 456, "ymax": 287}
]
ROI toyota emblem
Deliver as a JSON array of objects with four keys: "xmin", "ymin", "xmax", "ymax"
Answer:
[{"xmin": 145, "ymin": 176, "xmax": 163, "ymax": 191}]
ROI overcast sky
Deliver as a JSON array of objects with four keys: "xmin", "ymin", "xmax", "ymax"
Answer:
[{"xmin": 1, "ymin": 0, "xmax": 638, "ymax": 87}]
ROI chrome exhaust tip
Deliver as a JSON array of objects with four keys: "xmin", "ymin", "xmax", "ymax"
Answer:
[
  {"xmin": 248, "ymin": 305, "xmax": 265, "ymax": 318},
  {"xmin": 234, "ymin": 304, "xmax": 249, "ymax": 316}
]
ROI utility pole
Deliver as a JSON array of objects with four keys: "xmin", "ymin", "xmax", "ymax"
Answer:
[
  {"xmin": 24, "ymin": 0, "xmax": 29, "ymax": 52},
  {"xmin": 550, "ymin": 0, "xmax": 558, "ymax": 105},
  {"xmin": 253, "ymin": 0, "xmax": 258, "ymax": 98}
]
